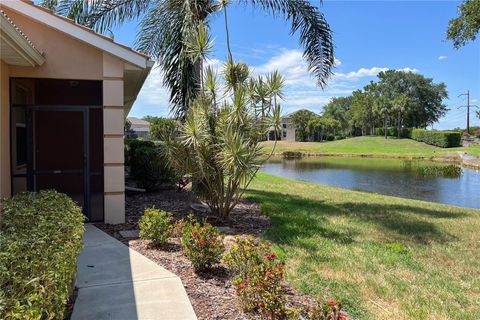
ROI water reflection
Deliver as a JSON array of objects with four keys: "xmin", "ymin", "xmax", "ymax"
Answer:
[{"xmin": 261, "ymin": 157, "xmax": 480, "ymax": 209}]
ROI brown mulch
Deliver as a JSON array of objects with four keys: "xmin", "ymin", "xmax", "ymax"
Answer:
[{"xmin": 95, "ymin": 187, "xmax": 314, "ymax": 320}]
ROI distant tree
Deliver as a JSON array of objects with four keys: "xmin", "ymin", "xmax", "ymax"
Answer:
[
  {"xmin": 308, "ymin": 117, "xmax": 340, "ymax": 140},
  {"xmin": 391, "ymin": 95, "xmax": 412, "ymax": 137},
  {"xmin": 377, "ymin": 70, "xmax": 448, "ymax": 129},
  {"xmin": 147, "ymin": 117, "xmax": 176, "ymax": 141},
  {"xmin": 291, "ymin": 110, "xmax": 318, "ymax": 141},
  {"xmin": 322, "ymin": 96, "xmax": 352, "ymax": 135},
  {"xmin": 124, "ymin": 118, "xmax": 136, "ymax": 138},
  {"xmin": 447, "ymin": 0, "xmax": 480, "ymax": 48}
]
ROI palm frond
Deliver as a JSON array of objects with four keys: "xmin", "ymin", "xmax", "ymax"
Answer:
[
  {"xmin": 239, "ymin": 0, "xmax": 334, "ymax": 87},
  {"xmin": 136, "ymin": 0, "xmax": 200, "ymax": 119}
]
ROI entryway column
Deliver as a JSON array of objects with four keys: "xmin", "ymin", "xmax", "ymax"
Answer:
[{"xmin": 103, "ymin": 53, "xmax": 125, "ymax": 224}]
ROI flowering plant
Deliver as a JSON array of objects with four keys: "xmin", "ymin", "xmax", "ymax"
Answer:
[{"xmin": 182, "ymin": 220, "xmax": 224, "ymax": 271}]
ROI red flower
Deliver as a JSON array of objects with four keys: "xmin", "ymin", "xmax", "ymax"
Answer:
[
  {"xmin": 198, "ymin": 237, "xmax": 206, "ymax": 245},
  {"xmin": 265, "ymin": 271, "xmax": 272, "ymax": 277},
  {"xmin": 327, "ymin": 300, "xmax": 336, "ymax": 307},
  {"xmin": 265, "ymin": 252, "xmax": 277, "ymax": 260}
]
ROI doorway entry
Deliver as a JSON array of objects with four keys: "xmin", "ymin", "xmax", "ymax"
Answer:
[{"xmin": 10, "ymin": 79, "xmax": 104, "ymax": 221}]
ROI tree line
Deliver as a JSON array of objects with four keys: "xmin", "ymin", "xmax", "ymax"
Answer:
[{"xmin": 299, "ymin": 70, "xmax": 449, "ymax": 140}]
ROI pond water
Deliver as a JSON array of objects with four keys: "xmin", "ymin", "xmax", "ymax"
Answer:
[{"xmin": 260, "ymin": 157, "xmax": 480, "ymax": 209}]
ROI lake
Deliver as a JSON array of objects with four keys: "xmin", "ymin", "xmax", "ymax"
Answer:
[{"xmin": 260, "ymin": 157, "xmax": 480, "ymax": 209}]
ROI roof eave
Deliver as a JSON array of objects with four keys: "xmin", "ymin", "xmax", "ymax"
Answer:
[{"xmin": 0, "ymin": 12, "xmax": 45, "ymax": 67}]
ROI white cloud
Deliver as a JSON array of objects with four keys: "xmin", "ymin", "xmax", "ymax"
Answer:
[
  {"xmin": 129, "ymin": 64, "xmax": 171, "ymax": 117},
  {"xmin": 438, "ymin": 55, "xmax": 447, "ymax": 60},
  {"xmin": 131, "ymin": 48, "xmax": 420, "ymax": 118},
  {"xmin": 335, "ymin": 66, "xmax": 418, "ymax": 81}
]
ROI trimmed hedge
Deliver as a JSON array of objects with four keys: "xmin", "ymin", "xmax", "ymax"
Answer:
[
  {"xmin": 130, "ymin": 142, "xmax": 175, "ymax": 191},
  {"xmin": 411, "ymin": 129, "xmax": 461, "ymax": 148},
  {"xmin": 0, "ymin": 190, "xmax": 84, "ymax": 320}
]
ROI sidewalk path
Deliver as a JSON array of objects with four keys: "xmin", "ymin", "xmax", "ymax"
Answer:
[{"xmin": 71, "ymin": 224, "xmax": 197, "ymax": 320}]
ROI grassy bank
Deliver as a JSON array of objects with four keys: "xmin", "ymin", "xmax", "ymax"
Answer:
[
  {"xmin": 246, "ymin": 173, "xmax": 480, "ymax": 319},
  {"xmin": 260, "ymin": 136, "xmax": 480, "ymax": 158}
]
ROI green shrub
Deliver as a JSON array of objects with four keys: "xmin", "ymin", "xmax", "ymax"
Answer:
[
  {"xmin": 0, "ymin": 191, "xmax": 84, "ymax": 320},
  {"xmin": 130, "ymin": 143, "xmax": 174, "ymax": 191},
  {"xmin": 224, "ymin": 236, "xmax": 286, "ymax": 317},
  {"xmin": 325, "ymin": 134, "xmax": 335, "ymax": 141},
  {"xmin": 125, "ymin": 139, "xmax": 155, "ymax": 167},
  {"xmin": 182, "ymin": 221, "xmax": 224, "ymax": 271},
  {"xmin": 138, "ymin": 208, "xmax": 173, "ymax": 246},
  {"xmin": 411, "ymin": 129, "xmax": 461, "ymax": 147}
]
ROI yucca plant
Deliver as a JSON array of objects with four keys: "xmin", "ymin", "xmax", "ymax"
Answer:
[{"xmin": 164, "ymin": 62, "xmax": 282, "ymax": 221}]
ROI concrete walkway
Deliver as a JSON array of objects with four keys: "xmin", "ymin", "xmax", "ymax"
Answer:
[{"xmin": 71, "ymin": 224, "xmax": 197, "ymax": 320}]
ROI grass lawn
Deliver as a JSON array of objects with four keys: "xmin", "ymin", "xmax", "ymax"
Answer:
[
  {"xmin": 260, "ymin": 136, "xmax": 480, "ymax": 157},
  {"xmin": 246, "ymin": 173, "xmax": 480, "ymax": 319}
]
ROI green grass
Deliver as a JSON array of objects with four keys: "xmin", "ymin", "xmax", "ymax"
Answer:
[
  {"xmin": 246, "ymin": 173, "xmax": 480, "ymax": 319},
  {"xmin": 261, "ymin": 136, "xmax": 480, "ymax": 157}
]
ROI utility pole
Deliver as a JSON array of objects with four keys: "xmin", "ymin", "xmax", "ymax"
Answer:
[{"xmin": 458, "ymin": 91, "xmax": 478, "ymax": 134}]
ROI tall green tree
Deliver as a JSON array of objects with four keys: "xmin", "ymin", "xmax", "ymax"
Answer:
[
  {"xmin": 291, "ymin": 109, "xmax": 317, "ymax": 141},
  {"xmin": 447, "ymin": 0, "xmax": 480, "ymax": 48},
  {"xmin": 322, "ymin": 96, "xmax": 352, "ymax": 135},
  {"xmin": 44, "ymin": 0, "xmax": 334, "ymax": 119}
]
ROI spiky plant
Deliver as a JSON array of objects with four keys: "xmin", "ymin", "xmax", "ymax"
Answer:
[
  {"xmin": 41, "ymin": 0, "xmax": 334, "ymax": 118},
  {"xmin": 164, "ymin": 64, "xmax": 282, "ymax": 221}
]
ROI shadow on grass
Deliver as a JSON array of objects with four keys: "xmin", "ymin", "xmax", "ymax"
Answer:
[{"xmin": 246, "ymin": 189, "xmax": 462, "ymax": 247}]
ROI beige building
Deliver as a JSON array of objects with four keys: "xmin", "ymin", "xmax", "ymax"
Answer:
[
  {"xmin": 0, "ymin": 1, "xmax": 153, "ymax": 224},
  {"xmin": 127, "ymin": 116, "xmax": 151, "ymax": 140}
]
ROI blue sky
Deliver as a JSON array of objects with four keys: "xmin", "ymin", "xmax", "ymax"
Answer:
[{"xmin": 110, "ymin": 0, "xmax": 480, "ymax": 129}]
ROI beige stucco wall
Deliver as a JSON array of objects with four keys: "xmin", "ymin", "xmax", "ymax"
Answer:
[
  {"xmin": 0, "ymin": 61, "xmax": 11, "ymax": 198},
  {"xmin": 0, "ymin": 10, "xmax": 127, "ymax": 223}
]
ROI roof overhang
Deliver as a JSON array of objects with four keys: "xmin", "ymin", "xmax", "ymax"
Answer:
[
  {"xmin": 2, "ymin": 1, "xmax": 153, "ymax": 69},
  {"xmin": 0, "ymin": 11, "xmax": 45, "ymax": 67},
  {"xmin": 124, "ymin": 61, "xmax": 154, "ymax": 115}
]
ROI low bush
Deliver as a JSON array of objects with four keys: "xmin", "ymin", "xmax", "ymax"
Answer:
[
  {"xmin": 325, "ymin": 134, "xmax": 335, "ymax": 141},
  {"xmin": 130, "ymin": 142, "xmax": 175, "ymax": 191},
  {"xmin": 182, "ymin": 221, "xmax": 224, "ymax": 271},
  {"xmin": 224, "ymin": 236, "xmax": 286, "ymax": 318},
  {"xmin": 170, "ymin": 217, "xmax": 189, "ymax": 238},
  {"xmin": 138, "ymin": 208, "xmax": 173, "ymax": 246},
  {"xmin": 411, "ymin": 129, "xmax": 461, "ymax": 147},
  {"xmin": 0, "ymin": 190, "xmax": 84, "ymax": 320}
]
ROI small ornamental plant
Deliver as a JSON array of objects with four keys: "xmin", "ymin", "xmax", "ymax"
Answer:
[
  {"xmin": 182, "ymin": 220, "xmax": 224, "ymax": 271},
  {"xmin": 224, "ymin": 236, "xmax": 286, "ymax": 318},
  {"xmin": 304, "ymin": 300, "xmax": 348, "ymax": 320},
  {"xmin": 138, "ymin": 207, "xmax": 173, "ymax": 246},
  {"xmin": 170, "ymin": 217, "xmax": 189, "ymax": 238}
]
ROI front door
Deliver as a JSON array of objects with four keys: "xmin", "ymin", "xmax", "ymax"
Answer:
[{"xmin": 26, "ymin": 107, "xmax": 104, "ymax": 221}]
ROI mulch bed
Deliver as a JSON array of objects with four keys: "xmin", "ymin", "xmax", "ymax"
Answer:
[{"xmin": 95, "ymin": 187, "xmax": 314, "ymax": 319}]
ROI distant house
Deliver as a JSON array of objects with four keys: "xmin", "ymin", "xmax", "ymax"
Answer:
[
  {"xmin": 268, "ymin": 110, "xmax": 320, "ymax": 142},
  {"xmin": 127, "ymin": 117, "xmax": 151, "ymax": 140}
]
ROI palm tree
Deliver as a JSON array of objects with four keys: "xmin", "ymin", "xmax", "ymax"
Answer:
[{"xmin": 43, "ymin": 0, "xmax": 334, "ymax": 118}]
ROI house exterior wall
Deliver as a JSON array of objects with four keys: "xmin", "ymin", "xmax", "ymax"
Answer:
[
  {"xmin": 1, "ymin": 9, "xmax": 127, "ymax": 223},
  {"xmin": 282, "ymin": 117, "xmax": 296, "ymax": 141}
]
